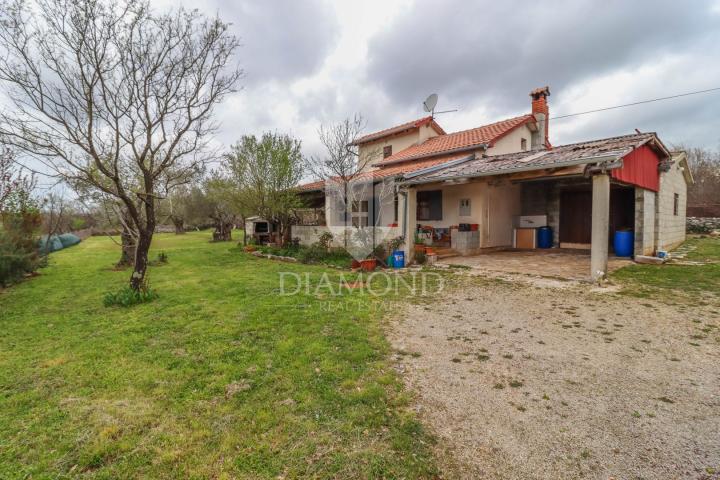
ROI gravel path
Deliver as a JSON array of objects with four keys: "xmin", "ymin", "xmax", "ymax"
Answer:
[{"xmin": 389, "ymin": 273, "xmax": 720, "ymax": 480}]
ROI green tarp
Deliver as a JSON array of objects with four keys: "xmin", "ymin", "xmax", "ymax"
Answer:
[{"xmin": 38, "ymin": 233, "xmax": 81, "ymax": 253}]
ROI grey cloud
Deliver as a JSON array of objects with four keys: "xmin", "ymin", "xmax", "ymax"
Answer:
[
  {"xmin": 366, "ymin": 0, "xmax": 720, "ymax": 115},
  {"xmin": 213, "ymin": 0, "xmax": 339, "ymax": 85}
]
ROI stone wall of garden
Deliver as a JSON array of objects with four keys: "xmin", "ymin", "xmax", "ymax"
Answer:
[{"xmin": 687, "ymin": 217, "xmax": 720, "ymax": 233}]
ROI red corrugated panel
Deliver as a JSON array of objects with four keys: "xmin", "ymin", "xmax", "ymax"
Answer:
[{"xmin": 612, "ymin": 145, "xmax": 660, "ymax": 191}]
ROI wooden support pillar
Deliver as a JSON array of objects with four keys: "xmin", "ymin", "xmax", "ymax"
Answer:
[{"xmin": 591, "ymin": 174, "xmax": 610, "ymax": 281}]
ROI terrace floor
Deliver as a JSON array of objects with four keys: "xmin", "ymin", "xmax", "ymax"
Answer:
[{"xmin": 438, "ymin": 248, "xmax": 633, "ymax": 281}]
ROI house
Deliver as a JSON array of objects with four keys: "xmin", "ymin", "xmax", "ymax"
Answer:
[{"xmin": 295, "ymin": 87, "xmax": 693, "ymax": 280}]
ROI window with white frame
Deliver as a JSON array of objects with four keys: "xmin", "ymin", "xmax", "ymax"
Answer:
[
  {"xmin": 459, "ymin": 198, "xmax": 471, "ymax": 216},
  {"xmin": 352, "ymin": 200, "xmax": 369, "ymax": 227}
]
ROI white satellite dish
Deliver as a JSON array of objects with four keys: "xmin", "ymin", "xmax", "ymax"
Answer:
[{"xmin": 423, "ymin": 93, "xmax": 438, "ymax": 113}]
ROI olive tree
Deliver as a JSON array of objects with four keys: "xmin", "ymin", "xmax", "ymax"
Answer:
[
  {"xmin": 225, "ymin": 132, "xmax": 305, "ymax": 245},
  {"xmin": 0, "ymin": 0, "xmax": 241, "ymax": 290}
]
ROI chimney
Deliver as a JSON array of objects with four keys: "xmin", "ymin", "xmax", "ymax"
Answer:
[{"xmin": 530, "ymin": 86, "xmax": 550, "ymax": 149}]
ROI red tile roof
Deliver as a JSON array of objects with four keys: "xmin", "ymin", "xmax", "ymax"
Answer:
[
  {"xmin": 297, "ymin": 153, "xmax": 469, "ymax": 192},
  {"xmin": 376, "ymin": 114, "xmax": 535, "ymax": 165},
  {"xmin": 352, "ymin": 116, "xmax": 446, "ymax": 145}
]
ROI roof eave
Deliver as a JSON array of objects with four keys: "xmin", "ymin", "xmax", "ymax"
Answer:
[
  {"xmin": 400, "ymin": 152, "xmax": 625, "ymax": 186},
  {"xmin": 379, "ymin": 143, "xmax": 490, "ymax": 166}
]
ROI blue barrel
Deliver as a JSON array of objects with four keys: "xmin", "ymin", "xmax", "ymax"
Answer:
[
  {"xmin": 613, "ymin": 230, "xmax": 634, "ymax": 257},
  {"xmin": 537, "ymin": 226, "xmax": 553, "ymax": 248},
  {"xmin": 392, "ymin": 250, "xmax": 405, "ymax": 268}
]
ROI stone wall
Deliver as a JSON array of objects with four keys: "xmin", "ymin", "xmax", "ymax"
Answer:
[{"xmin": 687, "ymin": 217, "xmax": 720, "ymax": 233}]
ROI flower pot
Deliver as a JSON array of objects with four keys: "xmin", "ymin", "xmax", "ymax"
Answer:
[
  {"xmin": 360, "ymin": 258, "xmax": 377, "ymax": 272},
  {"xmin": 425, "ymin": 247, "xmax": 436, "ymax": 256},
  {"xmin": 351, "ymin": 259, "xmax": 361, "ymax": 269},
  {"xmin": 414, "ymin": 245, "xmax": 426, "ymax": 254}
]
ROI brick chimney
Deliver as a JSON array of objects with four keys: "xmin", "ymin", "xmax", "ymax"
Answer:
[{"xmin": 530, "ymin": 86, "xmax": 550, "ymax": 148}]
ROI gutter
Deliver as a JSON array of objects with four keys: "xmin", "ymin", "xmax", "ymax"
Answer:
[{"xmin": 400, "ymin": 151, "xmax": 629, "ymax": 186}]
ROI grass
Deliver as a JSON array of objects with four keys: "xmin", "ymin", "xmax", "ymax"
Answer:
[
  {"xmin": 611, "ymin": 236, "xmax": 720, "ymax": 297},
  {"xmin": 0, "ymin": 231, "xmax": 437, "ymax": 478}
]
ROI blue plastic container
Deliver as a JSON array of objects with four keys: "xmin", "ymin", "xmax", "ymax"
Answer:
[
  {"xmin": 613, "ymin": 230, "xmax": 634, "ymax": 257},
  {"xmin": 537, "ymin": 226, "xmax": 553, "ymax": 248},
  {"xmin": 392, "ymin": 250, "xmax": 405, "ymax": 268}
]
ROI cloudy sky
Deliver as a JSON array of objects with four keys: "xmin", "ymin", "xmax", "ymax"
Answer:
[{"xmin": 133, "ymin": 0, "xmax": 720, "ymax": 160}]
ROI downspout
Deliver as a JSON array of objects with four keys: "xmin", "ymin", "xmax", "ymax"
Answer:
[{"xmin": 372, "ymin": 181, "xmax": 376, "ymax": 251}]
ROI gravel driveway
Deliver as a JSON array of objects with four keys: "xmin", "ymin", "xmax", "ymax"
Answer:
[{"xmin": 390, "ymin": 273, "xmax": 720, "ymax": 480}]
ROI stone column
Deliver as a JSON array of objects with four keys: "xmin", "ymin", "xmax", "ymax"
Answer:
[{"xmin": 591, "ymin": 174, "xmax": 610, "ymax": 281}]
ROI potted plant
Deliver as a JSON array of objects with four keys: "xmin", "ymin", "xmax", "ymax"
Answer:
[{"xmin": 360, "ymin": 256, "xmax": 377, "ymax": 271}]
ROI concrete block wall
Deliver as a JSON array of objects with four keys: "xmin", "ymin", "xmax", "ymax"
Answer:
[
  {"xmin": 451, "ymin": 230, "xmax": 480, "ymax": 255},
  {"xmin": 656, "ymin": 161, "xmax": 687, "ymax": 251},
  {"xmin": 634, "ymin": 188, "xmax": 656, "ymax": 256}
]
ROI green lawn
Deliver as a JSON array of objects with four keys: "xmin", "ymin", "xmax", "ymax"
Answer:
[
  {"xmin": 611, "ymin": 236, "xmax": 720, "ymax": 297},
  {"xmin": 0, "ymin": 232, "xmax": 437, "ymax": 478}
]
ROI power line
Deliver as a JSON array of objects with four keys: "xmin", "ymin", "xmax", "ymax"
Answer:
[{"xmin": 551, "ymin": 86, "xmax": 720, "ymax": 120}]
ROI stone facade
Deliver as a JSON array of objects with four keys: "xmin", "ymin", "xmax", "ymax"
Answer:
[{"xmin": 687, "ymin": 217, "xmax": 720, "ymax": 233}]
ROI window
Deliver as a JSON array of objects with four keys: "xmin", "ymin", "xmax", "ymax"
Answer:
[
  {"xmin": 521, "ymin": 138, "xmax": 527, "ymax": 151},
  {"xmin": 417, "ymin": 190, "xmax": 442, "ymax": 221},
  {"xmin": 673, "ymin": 193, "xmax": 679, "ymax": 216},
  {"xmin": 459, "ymin": 198, "xmax": 471, "ymax": 217},
  {"xmin": 352, "ymin": 200, "xmax": 369, "ymax": 227},
  {"xmin": 352, "ymin": 200, "xmax": 368, "ymax": 213},
  {"xmin": 383, "ymin": 145, "xmax": 392, "ymax": 158}
]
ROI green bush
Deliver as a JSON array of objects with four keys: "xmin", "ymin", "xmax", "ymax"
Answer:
[
  {"xmin": 103, "ymin": 282, "xmax": 159, "ymax": 307},
  {"xmin": 297, "ymin": 244, "xmax": 327, "ymax": 264},
  {"xmin": 414, "ymin": 251, "xmax": 427, "ymax": 265}
]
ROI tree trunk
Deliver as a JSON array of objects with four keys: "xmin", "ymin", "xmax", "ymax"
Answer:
[
  {"xmin": 117, "ymin": 212, "xmax": 136, "ymax": 267},
  {"xmin": 129, "ymin": 198, "xmax": 156, "ymax": 291},
  {"xmin": 130, "ymin": 229, "xmax": 152, "ymax": 290},
  {"xmin": 171, "ymin": 216, "xmax": 185, "ymax": 235},
  {"xmin": 212, "ymin": 221, "xmax": 233, "ymax": 241}
]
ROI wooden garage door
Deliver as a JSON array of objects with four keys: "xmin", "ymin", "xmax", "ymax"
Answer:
[{"xmin": 560, "ymin": 191, "xmax": 592, "ymax": 245}]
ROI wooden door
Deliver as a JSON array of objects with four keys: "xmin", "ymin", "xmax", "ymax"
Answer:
[{"xmin": 560, "ymin": 190, "xmax": 592, "ymax": 246}]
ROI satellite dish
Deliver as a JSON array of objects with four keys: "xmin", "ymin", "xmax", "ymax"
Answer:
[{"xmin": 423, "ymin": 93, "xmax": 438, "ymax": 113}]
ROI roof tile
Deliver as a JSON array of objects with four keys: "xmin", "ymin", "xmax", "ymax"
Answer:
[{"xmin": 376, "ymin": 114, "xmax": 535, "ymax": 165}]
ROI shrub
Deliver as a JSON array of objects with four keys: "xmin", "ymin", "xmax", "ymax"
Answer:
[
  {"xmin": 414, "ymin": 251, "xmax": 427, "ymax": 265},
  {"xmin": 317, "ymin": 231, "xmax": 334, "ymax": 251},
  {"xmin": 103, "ymin": 282, "xmax": 158, "ymax": 307},
  {"xmin": 297, "ymin": 244, "xmax": 327, "ymax": 264},
  {"xmin": 0, "ymin": 209, "xmax": 42, "ymax": 287}
]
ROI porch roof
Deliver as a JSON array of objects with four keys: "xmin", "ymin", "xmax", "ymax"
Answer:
[{"xmin": 402, "ymin": 132, "xmax": 666, "ymax": 185}]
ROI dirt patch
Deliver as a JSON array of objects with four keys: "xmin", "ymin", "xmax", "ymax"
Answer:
[{"xmin": 390, "ymin": 277, "xmax": 720, "ymax": 479}]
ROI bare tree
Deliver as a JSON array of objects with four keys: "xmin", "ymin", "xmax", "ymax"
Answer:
[
  {"xmin": 0, "ymin": 0, "xmax": 241, "ymax": 290},
  {"xmin": 685, "ymin": 147, "xmax": 720, "ymax": 213},
  {"xmin": 0, "ymin": 147, "xmax": 33, "ymax": 211},
  {"xmin": 307, "ymin": 115, "xmax": 380, "ymax": 246}
]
